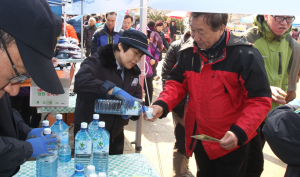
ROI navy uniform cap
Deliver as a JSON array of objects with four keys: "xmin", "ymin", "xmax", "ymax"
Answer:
[
  {"xmin": 118, "ymin": 30, "xmax": 154, "ymax": 59},
  {"xmin": 0, "ymin": 0, "xmax": 64, "ymax": 94}
]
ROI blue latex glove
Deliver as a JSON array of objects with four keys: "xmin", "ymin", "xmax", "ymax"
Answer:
[
  {"xmin": 112, "ymin": 87, "xmax": 143, "ymax": 108},
  {"xmin": 27, "ymin": 128, "xmax": 45, "ymax": 139},
  {"xmin": 122, "ymin": 115, "xmax": 132, "ymax": 119},
  {"xmin": 26, "ymin": 134, "xmax": 58, "ymax": 158},
  {"xmin": 288, "ymin": 98, "xmax": 300, "ymax": 106}
]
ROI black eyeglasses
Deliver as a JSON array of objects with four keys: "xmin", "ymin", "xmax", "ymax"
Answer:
[
  {"xmin": 0, "ymin": 34, "xmax": 30, "ymax": 84},
  {"xmin": 271, "ymin": 15, "xmax": 295, "ymax": 23}
]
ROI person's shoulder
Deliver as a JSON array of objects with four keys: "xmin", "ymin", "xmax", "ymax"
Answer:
[{"xmin": 242, "ymin": 26, "xmax": 261, "ymax": 43}]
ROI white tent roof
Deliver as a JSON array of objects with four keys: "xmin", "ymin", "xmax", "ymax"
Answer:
[{"xmin": 148, "ymin": 0, "xmax": 300, "ymax": 16}]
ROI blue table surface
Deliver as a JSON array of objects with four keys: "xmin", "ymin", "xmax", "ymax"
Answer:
[{"xmin": 14, "ymin": 153, "xmax": 161, "ymax": 177}]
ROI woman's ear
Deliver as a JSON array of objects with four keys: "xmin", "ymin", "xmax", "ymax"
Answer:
[{"xmin": 118, "ymin": 43, "xmax": 123, "ymax": 52}]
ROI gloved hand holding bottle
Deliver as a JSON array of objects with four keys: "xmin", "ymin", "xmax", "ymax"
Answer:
[
  {"xmin": 27, "ymin": 128, "xmax": 45, "ymax": 139},
  {"xmin": 26, "ymin": 134, "xmax": 59, "ymax": 158},
  {"xmin": 109, "ymin": 86, "xmax": 143, "ymax": 108}
]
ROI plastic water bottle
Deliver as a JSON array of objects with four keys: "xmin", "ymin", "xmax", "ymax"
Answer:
[
  {"xmin": 57, "ymin": 138, "xmax": 72, "ymax": 176},
  {"xmin": 71, "ymin": 163, "xmax": 87, "ymax": 177},
  {"xmin": 92, "ymin": 121, "xmax": 110, "ymax": 174},
  {"xmin": 50, "ymin": 114, "xmax": 69, "ymax": 141},
  {"xmin": 88, "ymin": 114, "xmax": 99, "ymax": 137},
  {"xmin": 94, "ymin": 99, "xmax": 145, "ymax": 116},
  {"xmin": 42, "ymin": 120, "xmax": 49, "ymax": 128},
  {"xmin": 86, "ymin": 165, "xmax": 96, "ymax": 176},
  {"xmin": 36, "ymin": 128, "xmax": 58, "ymax": 177},
  {"xmin": 75, "ymin": 122, "xmax": 92, "ymax": 172}
]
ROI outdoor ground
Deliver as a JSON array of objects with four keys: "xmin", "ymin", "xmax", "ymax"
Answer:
[{"xmin": 122, "ymin": 53, "xmax": 289, "ymax": 177}]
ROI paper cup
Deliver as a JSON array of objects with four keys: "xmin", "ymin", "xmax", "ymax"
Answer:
[{"xmin": 146, "ymin": 108, "xmax": 153, "ymax": 119}]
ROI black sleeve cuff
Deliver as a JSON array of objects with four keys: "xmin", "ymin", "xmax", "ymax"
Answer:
[
  {"xmin": 102, "ymin": 80, "xmax": 116, "ymax": 93},
  {"xmin": 152, "ymin": 100, "xmax": 170, "ymax": 119},
  {"xmin": 230, "ymin": 124, "xmax": 248, "ymax": 146}
]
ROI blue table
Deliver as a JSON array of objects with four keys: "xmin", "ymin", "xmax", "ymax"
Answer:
[{"xmin": 14, "ymin": 153, "xmax": 161, "ymax": 177}]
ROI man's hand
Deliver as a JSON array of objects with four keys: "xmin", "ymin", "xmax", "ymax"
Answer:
[
  {"xmin": 270, "ymin": 86, "xmax": 287, "ymax": 104},
  {"xmin": 219, "ymin": 131, "xmax": 238, "ymax": 150},
  {"xmin": 144, "ymin": 105, "xmax": 163, "ymax": 122}
]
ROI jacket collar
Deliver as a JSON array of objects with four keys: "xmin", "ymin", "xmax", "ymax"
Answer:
[
  {"xmin": 254, "ymin": 15, "xmax": 292, "ymax": 42},
  {"xmin": 97, "ymin": 44, "xmax": 141, "ymax": 75},
  {"xmin": 195, "ymin": 30, "xmax": 252, "ymax": 64}
]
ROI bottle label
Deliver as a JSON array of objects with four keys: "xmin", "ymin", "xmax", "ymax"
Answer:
[
  {"xmin": 93, "ymin": 138, "xmax": 109, "ymax": 153},
  {"xmin": 125, "ymin": 101, "xmax": 139, "ymax": 115},
  {"xmin": 59, "ymin": 154, "xmax": 71, "ymax": 162},
  {"xmin": 75, "ymin": 140, "xmax": 92, "ymax": 154}
]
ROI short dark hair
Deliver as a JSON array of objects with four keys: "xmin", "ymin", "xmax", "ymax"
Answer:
[
  {"xmin": 189, "ymin": 12, "xmax": 228, "ymax": 32},
  {"xmin": 0, "ymin": 29, "xmax": 15, "ymax": 50},
  {"xmin": 155, "ymin": 20, "xmax": 163, "ymax": 28},
  {"xmin": 113, "ymin": 43, "xmax": 131, "ymax": 53},
  {"xmin": 102, "ymin": 18, "xmax": 106, "ymax": 23},
  {"xmin": 106, "ymin": 12, "xmax": 117, "ymax": 18},
  {"xmin": 147, "ymin": 20, "xmax": 155, "ymax": 28},
  {"xmin": 124, "ymin": 14, "xmax": 133, "ymax": 22},
  {"xmin": 94, "ymin": 17, "xmax": 98, "ymax": 22}
]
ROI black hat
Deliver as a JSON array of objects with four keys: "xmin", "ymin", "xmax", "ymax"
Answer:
[
  {"xmin": 118, "ymin": 30, "xmax": 154, "ymax": 59},
  {"xmin": 0, "ymin": 0, "xmax": 64, "ymax": 94}
]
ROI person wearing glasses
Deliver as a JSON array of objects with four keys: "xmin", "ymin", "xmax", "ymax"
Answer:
[
  {"xmin": 0, "ymin": 0, "xmax": 63, "ymax": 176},
  {"xmin": 243, "ymin": 15, "xmax": 300, "ymax": 177}
]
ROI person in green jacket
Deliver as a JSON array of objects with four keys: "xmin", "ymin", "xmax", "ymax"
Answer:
[{"xmin": 243, "ymin": 15, "xmax": 300, "ymax": 177}]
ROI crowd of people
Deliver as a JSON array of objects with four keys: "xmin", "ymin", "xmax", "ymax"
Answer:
[{"xmin": 1, "ymin": 0, "xmax": 300, "ymax": 177}]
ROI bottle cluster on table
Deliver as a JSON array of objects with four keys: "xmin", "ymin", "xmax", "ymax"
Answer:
[{"xmin": 35, "ymin": 111, "xmax": 130, "ymax": 177}]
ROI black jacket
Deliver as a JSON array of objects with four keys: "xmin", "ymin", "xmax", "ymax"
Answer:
[
  {"xmin": 83, "ymin": 25, "xmax": 97, "ymax": 48},
  {"xmin": 74, "ymin": 44, "xmax": 142, "ymax": 140},
  {"xmin": 161, "ymin": 33, "xmax": 191, "ymax": 118},
  {"xmin": 263, "ymin": 104, "xmax": 300, "ymax": 177},
  {"xmin": 170, "ymin": 25, "xmax": 177, "ymax": 37},
  {"xmin": 91, "ymin": 24, "xmax": 123, "ymax": 54},
  {"xmin": 157, "ymin": 31, "xmax": 169, "ymax": 50},
  {"xmin": 0, "ymin": 94, "xmax": 33, "ymax": 176}
]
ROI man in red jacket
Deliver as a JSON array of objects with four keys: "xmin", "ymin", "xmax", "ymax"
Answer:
[{"xmin": 147, "ymin": 12, "xmax": 272, "ymax": 177}]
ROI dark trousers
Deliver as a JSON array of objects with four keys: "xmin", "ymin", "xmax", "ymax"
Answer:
[
  {"xmin": 85, "ymin": 46, "xmax": 91, "ymax": 57},
  {"xmin": 74, "ymin": 123, "xmax": 124, "ymax": 155},
  {"xmin": 144, "ymin": 76, "xmax": 153, "ymax": 106},
  {"xmin": 10, "ymin": 96, "xmax": 41, "ymax": 128},
  {"xmin": 174, "ymin": 115, "xmax": 186, "ymax": 155},
  {"xmin": 152, "ymin": 63, "xmax": 158, "ymax": 78},
  {"xmin": 194, "ymin": 140, "xmax": 250, "ymax": 177},
  {"xmin": 246, "ymin": 123, "xmax": 265, "ymax": 177}
]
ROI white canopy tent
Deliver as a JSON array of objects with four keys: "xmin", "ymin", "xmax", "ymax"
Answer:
[{"xmin": 148, "ymin": 0, "xmax": 300, "ymax": 16}]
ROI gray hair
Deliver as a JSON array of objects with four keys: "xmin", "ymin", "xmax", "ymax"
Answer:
[{"xmin": 89, "ymin": 17, "xmax": 96, "ymax": 25}]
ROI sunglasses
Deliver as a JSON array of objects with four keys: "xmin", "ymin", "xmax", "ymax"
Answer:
[
  {"xmin": 0, "ymin": 33, "xmax": 30, "ymax": 84},
  {"xmin": 271, "ymin": 15, "xmax": 295, "ymax": 23}
]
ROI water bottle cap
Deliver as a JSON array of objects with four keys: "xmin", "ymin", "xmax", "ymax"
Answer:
[
  {"xmin": 90, "ymin": 174, "xmax": 98, "ymax": 177},
  {"xmin": 98, "ymin": 121, "xmax": 105, "ymax": 127},
  {"xmin": 62, "ymin": 138, "xmax": 68, "ymax": 144},
  {"xmin": 87, "ymin": 165, "xmax": 95, "ymax": 172},
  {"xmin": 93, "ymin": 114, "xmax": 99, "ymax": 120},
  {"xmin": 75, "ymin": 163, "xmax": 84, "ymax": 171},
  {"xmin": 42, "ymin": 120, "xmax": 49, "ymax": 126},
  {"xmin": 43, "ymin": 128, "xmax": 51, "ymax": 135},
  {"xmin": 81, "ymin": 122, "xmax": 88, "ymax": 129},
  {"xmin": 113, "ymin": 171, "xmax": 119, "ymax": 175},
  {"xmin": 98, "ymin": 172, "xmax": 106, "ymax": 177},
  {"xmin": 56, "ymin": 114, "xmax": 63, "ymax": 120}
]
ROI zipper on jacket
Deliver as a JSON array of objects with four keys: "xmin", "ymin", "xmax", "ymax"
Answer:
[
  {"xmin": 189, "ymin": 120, "xmax": 198, "ymax": 150},
  {"xmin": 278, "ymin": 52, "xmax": 282, "ymax": 75}
]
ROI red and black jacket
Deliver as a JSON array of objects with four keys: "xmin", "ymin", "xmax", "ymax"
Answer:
[{"xmin": 153, "ymin": 30, "xmax": 272, "ymax": 160}]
